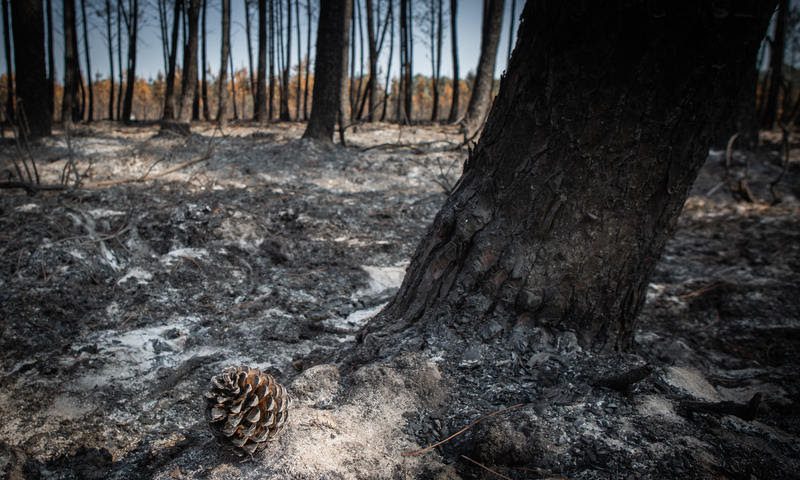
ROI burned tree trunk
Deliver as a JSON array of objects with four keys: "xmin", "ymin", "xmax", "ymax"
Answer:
[
  {"xmin": 105, "ymin": 0, "xmax": 114, "ymax": 120},
  {"xmin": 121, "ymin": 0, "xmax": 138, "ymax": 123},
  {"xmin": 62, "ymin": 0, "xmax": 82, "ymax": 126},
  {"xmin": 279, "ymin": 0, "xmax": 291, "ymax": 120},
  {"xmin": 357, "ymin": 1, "xmax": 775, "ymax": 359},
  {"xmin": 446, "ymin": 0, "xmax": 458, "ymax": 123},
  {"xmin": 3, "ymin": 0, "xmax": 14, "ymax": 123},
  {"xmin": 217, "ymin": 0, "xmax": 231, "ymax": 126},
  {"xmin": 202, "ymin": 0, "xmax": 210, "ymax": 121},
  {"xmin": 303, "ymin": 0, "xmax": 352, "ymax": 142},
  {"xmin": 80, "ymin": 0, "xmax": 94, "ymax": 122},
  {"xmin": 760, "ymin": 0, "xmax": 788, "ymax": 129},
  {"xmin": 462, "ymin": 0, "xmax": 504, "ymax": 136},
  {"xmin": 178, "ymin": 0, "xmax": 200, "ymax": 122},
  {"xmin": 255, "ymin": 0, "xmax": 268, "ymax": 122},
  {"xmin": 9, "ymin": 0, "xmax": 50, "ymax": 137},
  {"xmin": 162, "ymin": 0, "xmax": 182, "ymax": 120}
]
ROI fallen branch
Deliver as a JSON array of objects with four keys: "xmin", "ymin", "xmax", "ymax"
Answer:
[
  {"xmin": 401, "ymin": 403, "xmax": 525, "ymax": 457},
  {"xmin": 594, "ymin": 364, "xmax": 653, "ymax": 391},
  {"xmin": 0, "ymin": 181, "xmax": 67, "ymax": 194},
  {"xmin": 678, "ymin": 393, "xmax": 762, "ymax": 421}
]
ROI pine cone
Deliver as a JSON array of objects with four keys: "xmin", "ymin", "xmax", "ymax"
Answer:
[{"xmin": 205, "ymin": 366, "xmax": 289, "ymax": 454}]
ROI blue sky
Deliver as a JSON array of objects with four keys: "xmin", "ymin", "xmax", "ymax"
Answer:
[{"xmin": 1, "ymin": 0, "xmax": 521, "ymax": 83}]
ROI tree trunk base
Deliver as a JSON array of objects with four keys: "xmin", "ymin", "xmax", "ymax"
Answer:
[{"xmin": 159, "ymin": 120, "xmax": 192, "ymax": 137}]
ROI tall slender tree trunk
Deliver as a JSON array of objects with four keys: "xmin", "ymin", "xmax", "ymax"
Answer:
[
  {"xmin": 10, "ymin": 0, "xmax": 51, "ymax": 137},
  {"xmin": 303, "ymin": 0, "xmax": 312, "ymax": 120},
  {"xmin": 760, "ymin": 0, "xmax": 788, "ymax": 129},
  {"xmin": 217, "ymin": 0, "xmax": 231, "ymax": 126},
  {"xmin": 348, "ymin": 0, "xmax": 357, "ymax": 119},
  {"xmin": 280, "ymin": 0, "xmax": 291, "ymax": 120},
  {"xmin": 230, "ymin": 51, "xmax": 238, "ymax": 119},
  {"xmin": 245, "ymin": 0, "xmax": 256, "ymax": 113},
  {"xmin": 268, "ymin": 0, "xmax": 275, "ymax": 120},
  {"xmin": 357, "ymin": 1, "xmax": 777, "ymax": 360},
  {"xmin": 46, "ymin": 0, "xmax": 55, "ymax": 117},
  {"xmin": 62, "ymin": 0, "xmax": 82, "ymax": 126},
  {"xmin": 294, "ymin": 0, "xmax": 302, "ymax": 120},
  {"xmin": 430, "ymin": 0, "xmax": 442, "ymax": 121},
  {"xmin": 2, "ymin": 0, "xmax": 14, "ymax": 123},
  {"xmin": 397, "ymin": 0, "xmax": 407, "ymax": 123},
  {"xmin": 462, "ymin": 0, "xmax": 504, "ymax": 136},
  {"xmin": 354, "ymin": 0, "xmax": 365, "ymax": 121},
  {"xmin": 506, "ymin": 0, "xmax": 515, "ymax": 60},
  {"xmin": 381, "ymin": 0, "xmax": 393, "ymax": 121},
  {"xmin": 255, "ymin": 0, "xmax": 268, "ymax": 122},
  {"xmin": 158, "ymin": 0, "xmax": 169, "ymax": 73},
  {"xmin": 116, "ymin": 0, "xmax": 123, "ymax": 120},
  {"xmin": 162, "ymin": 0, "xmax": 182, "ymax": 120},
  {"xmin": 405, "ymin": 0, "xmax": 413, "ymax": 122},
  {"xmin": 80, "ymin": 0, "xmax": 94, "ymax": 122},
  {"xmin": 303, "ymin": 0, "xmax": 352, "ymax": 142},
  {"xmin": 201, "ymin": 0, "xmax": 210, "ymax": 120},
  {"xmin": 365, "ymin": 0, "xmax": 378, "ymax": 121},
  {"xmin": 177, "ymin": 0, "xmax": 200, "ymax": 122},
  {"xmin": 105, "ymin": 0, "xmax": 115, "ymax": 120},
  {"xmin": 121, "ymin": 0, "xmax": 138, "ymax": 123}
]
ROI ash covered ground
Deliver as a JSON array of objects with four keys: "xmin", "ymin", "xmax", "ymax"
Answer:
[{"xmin": 0, "ymin": 123, "xmax": 798, "ymax": 479}]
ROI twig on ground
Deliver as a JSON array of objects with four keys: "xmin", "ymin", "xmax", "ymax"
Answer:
[
  {"xmin": 460, "ymin": 455, "xmax": 512, "ymax": 480},
  {"xmin": 88, "ymin": 127, "xmax": 221, "ymax": 188},
  {"xmin": 401, "ymin": 403, "xmax": 525, "ymax": 457}
]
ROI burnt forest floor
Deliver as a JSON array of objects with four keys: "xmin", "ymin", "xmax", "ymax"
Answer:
[{"xmin": 0, "ymin": 122, "xmax": 798, "ymax": 479}]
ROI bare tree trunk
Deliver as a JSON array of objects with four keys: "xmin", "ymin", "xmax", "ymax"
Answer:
[
  {"xmin": 381, "ymin": 0, "xmax": 393, "ymax": 121},
  {"xmin": 355, "ymin": 0, "xmax": 365, "ymax": 121},
  {"xmin": 506, "ymin": 0, "xmax": 515, "ymax": 60},
  {"xmin": 62, "ymin": 0, "xmax": 81, "ymax": 126},
  {"xmin": 462, "ymin": 0, "xmax": 504, "ymax": 136},
  {"xmin": 177, "ymin": 0, "xmax": 200, "ymax": 122},
  {"xmin": 348, "ymin": 0, "xmax": 356, "ymax": 119},
  {"xmin": 80, "ymin": 0, "xmax": 94, "ymax": 122},
  {"xmin": 105, "ymin": 0, "xmax": 115, "ymax": 120},
  {"xmin": 760, "ymin": 0, "xmax": 788, "ymax": 129},
  {"xmin": 201, "ymin": 0, "xmax": 210, "ymax": 120},
  {"xmin": 116, "ymin": 0, "xmax": 123, "ymax": 120},
  {"xmin": 356, "ymin": 1, "xmax": 777, "ymax": 361},
  {"xmin": 217, "ymin": 0, "xmax": 231, "ymax": 126},
  {"xmin": 10, "ymin": 0, "xmax": 51, "ymax": 137},
  {"xmin": 2, "ymin": 0, "xmax": 14, "ymax": 123},
  {"xmin": 158, "ymin": 0, "xmax": 169, "ymax": 73},
  {"xmin": 303, "ymin": 0, "xmax": 352, "ymax": 141},
  {"xmin": 405, "ymin": 0, "xmax": 413, "ymax": 122},
  {"xmin": 397, "ymin": 0, "xmax": 406, "ymax": 123},
  {"xmin": 430, "ymin": 0, "xmax": 442, "ymax": 121},
  {"xmin": 255, "ymin": 0, "xmax": 268, "ymax": 121},
  {"xmin": 280, "ymin": 0, "xmax": 291, "ymax": 120},
  {"xmin": 162, "ymin": 0, "xmax": 182, "ymax": 120},
  {"xmin": 121, "ymin": 0, "xmax": 138, "ymax": 123},
  {"xmin": 268, "ymin": 0, "xmax": 275, "ymax": 120},
  {"xmin": 45, "ymin": 0, "xmax": 55, "ymax": 117},
  {"xmin": 303, "ymin": 0, "xmax": 312, "ymax": 120},
  {"xmin": 294, "ymin": 0, "xmax": 302, "ymax": 120},
  {"xmin": 364, "ymin": 0, "xmax": 377, "ymax": 121},
  {"xmin": 245, "ymin": 0, "xmax": 256, "ymax": 105},
  {"xmin": 230, "ymin": 50, "xmax": 238, "ymax": 119}
]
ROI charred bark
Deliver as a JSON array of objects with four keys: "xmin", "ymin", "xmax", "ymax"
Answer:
[
  {"xmin": 121, "ymin": 0, "xmax": 138, "ymax": 123},
  {"xmin": 760, "ymin": 0, "xmax": 788, "ymax": 129},
  {"xmin": 9, "ymin": 0, "xmax": 50, "ymax": 137},
  {"xmin": 3, "ymin": 0, "xmax": 14, "ymax": 123},
  {"xmin": 303, "ymin": 0, "xmax": 352, "ymax": 142},
  {"xmin": 80, "ymin": 0, "xmax": 94, "ymax": 122},
  {"xmin": 357, "ymin": 1, "xmax": 775, "ymax": 359},
  {"xmin": 162, "ymin": 0, "xmax": 182, "ymax": 120},
  {"xmin": 62, "ymin": 0, "xmax": 82, "ymax": 126},
  {"xmin": 217, "ymin": 0, "xmax": 231, "ymax": 126},
  {"xmin": 105, "ymin": 0, "xmax": 115, "ymax": 120},
  {"xmin": 446, "ymin": 0, "xmax": 458, "ymax": 123},
  {"xmin": 255, "ymin": 0, "xmax": 268, "ymax": 122},
  {"xmin": 462, "ymin": 0, "xmax": 504, "ymax": 136},
  {"xmin": 177, "ymin": 0, "xmax": 200, "ymax": 122}
]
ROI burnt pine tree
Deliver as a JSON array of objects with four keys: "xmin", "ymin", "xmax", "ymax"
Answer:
[
  {"xmin": 255, "ymin": 0, "xmax": 268, "ymax": 122},
  {"xmin": 178, "ymin": 0, "xmax": 201, "ymax": 122},
  {"xmin": 303, "ymin": 0, "xmax": 352, "ymax": 142},
  {"xmin": 9, "ymin": 0, "xmax": 50, "ymax": 137},
  {"xmin": 355, "ymin": 1, "xmax": 775, "ymax": 360},
  {"xmin": 279, "ymin": 0, "xmax": 291, "ymax": 120},
  {"xmin": 121, "ymin": 0, "xmax": 138, "ymax": 123},
  {"xmin": 760, "ymin": 0, "xmax": 788, "ymax": 129},
  {"xmin": 364, "ymin": 0, "xmax": 377, "ymax": 120},
  {"xmin": 62, "ymin": 0, "xmax": 82, "ymax": 126},
  {"xmin": 80, "ymin": 0, "xmax": 94, "ymax": 122},
  {"xmin": 217, "ymin": 0, "xmax": 231, "ymax": 126},
  {"xmin": 2, "ymin": 0, "xmax": 14, "ymax": 122},
  {"xmin": 446, "ymin": 0, "xmax": 459, "ymax": 123},
  {"xmin": 104, "ymin": 0, "xmax": 115, "ymax": 120},
  {"xmin": 462, "ymin": 0, "xmax": 504, "ymax": 136},
  {"xmin": 201, "ymin": 0, "xmax": 210, "ymax": 121},
  {"xmin": 46, "ymin": 0, "xmax": 55, "ymax": 116},
  {"xmin": 162, "ymin": 0, "xmax": 182, "ymax": 120}
]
